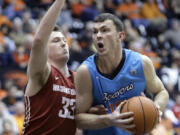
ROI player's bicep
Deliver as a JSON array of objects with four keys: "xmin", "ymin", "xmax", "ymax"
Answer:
[
  {"xmin": 75, "ymin": 65, "xmax": 93, "ymax": 114},
  {"xmin": 146, "ymin": 75, "xmax": 165, "ymax": 95},
  {"xmin": 142, "ymin": 55, "xmax": 165, "ymax": 94}
]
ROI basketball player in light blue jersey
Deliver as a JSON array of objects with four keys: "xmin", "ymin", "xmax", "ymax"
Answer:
[{"xmin": 75, "ymin": 13, "xmax": 169, "ymax": 135}]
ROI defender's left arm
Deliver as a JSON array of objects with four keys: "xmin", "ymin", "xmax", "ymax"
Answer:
[{"xmin": 142, "ymin": 55, "xmax": 169, "ymax": 112}]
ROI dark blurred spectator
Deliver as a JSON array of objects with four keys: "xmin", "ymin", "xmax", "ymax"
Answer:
[
  {"xmin": 2, "ymin": 0, "xmax": 26, "ymax": 20},
  {"xmin": 141, "ymin": 0, "xmax": 167, "ymax": 20},
  {"xmin": 13, "ymin": 46, "xmax": 29, "ymax": 69},
  {"xmin": 94, "ymin": 0, "xmax": 104, "ymax": 13},
  {"xmin": 22, "ymin": 10, "xmax": 34, "ymax": 33},
  {"xmin": 68, "ymin": 39, "xmax": 84, "ymax": 71},
  {"xmin": 3, "ymin": 71, "xmax": 27, "ymax": 90},
  {"xmin": 116, "ymin": 0, "xmax": 141, "ymax": 19},
  {"xmin": 11, "ymin": 17, "xmax": 23, "ymax": 35},
  {"xmin": 13, "ymin": 101, "xmax": 24, "ymax": 135},
  {"xmin": 40, "ymin": 0, "xmax": 53, "ymax": 8},
  {"xmin": 57, "ymin": 2, "xmax": 73, "ymax": 27},
  {"xmin": 78, "ymin": 21, "xmax": 93, "ymax": 48},
  {"xmin": 163, "ymin": 109, "xmax": 180, "ymax": 134},
  {"xmin": 159, "ymin": 48, "xmax": 171, "ymax": 67},
  {"xmin": 167, "ymin": 0, "xmax": 180, "ymax": 19},
  {"xmin": 80, "ymin": 0, "xmax": 98, "ymax": 22},
  {"xmin": 0, "ymin": 7, "xmax": 12, "ymax": 27},
  {"xmin": 68, "ymin": 22, "xmax": 94, "ymax": 71},
  {"xmin": 70, "ymin": 0, "xmax": 98, "ymax": 22},
  {"xmin": 123, "ymin": 19, "xmax": 143, "ymax": 43},
  {"xmin": 116, "ymin": 0, "xmax": 150, "ymax": 28},
  {"xmin": 141, "ymin": 41, "xmax": 161, "ymax": 70},
  {"xmin": 140, "ymin": 0, "xmax": 167, "ymax": 35},
  {"xmin": 0, "ymin": 0, "xmax": 3, "ymax": 6},
  {"xmin": 70, "ymin": 0, "xmax": 86, "ymax": 18},
  {"xmin": 10, "ymin": 17, "xmax": 31, "ymax": 46},
  {"xmin": 104, "ymin": 0, "xmax": 116, "ymax": 13},
  {"xmin": 2, "ymin": 86, "xmax": 23, "ymax": 114},
  {"xmin": 1, "ymin": 24, "xmax": 15, "ymax": 52},
  {"xmin": 160, "ymin": 50, "xmax": 180, "ymax": 99},
  {"xmin": 0, "ymin": 7, "xmax": 12, "ymax": 47},
  {"xmin": 0, "ymin": 89, "xmax": 8, "ymax": 100},
  {"xmin": 155, "ymin": 0, "xmax": 168, "ymax": 14},
  {"xmin": 172, "ymin": 94, "xmax": 180, "ymax": 121},
  {"xmin": 117, "ymin": 0, "xmax": 145, "ymax": 23},
  {"xmin": 0, "ymin": 24, "xmax": 16, "ymax": 68},
  {"xmin": 0, "ymin": 101, "xmax": 18, "ymax": 134},
  {"xmin": 159, "ymin": 19, "xmax": 180, "ymax": 50},
  {"xmin": 2, "ymin": 119, "xmax": 14, "ymax": 135}
]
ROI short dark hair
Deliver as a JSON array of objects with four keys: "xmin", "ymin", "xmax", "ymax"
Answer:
[
  {"xmin": 53, "ymin": 25, "xmax": 61, "ymax": 32},
  {"xmin": 94, "ymin": 13, "xmax": 124, "ymax": 32}
]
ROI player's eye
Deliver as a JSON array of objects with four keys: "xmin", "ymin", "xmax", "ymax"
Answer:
[
  {"xmin": 53, "ymin": 37, "xmax": 60, "ymax": 42},
  {"xmin": 93, "ymin": 29, "xmax": 98, "ymax": 34},
  {"xmin": 102, "ymin": 28, "xmax": 108, "ymax": 33}
]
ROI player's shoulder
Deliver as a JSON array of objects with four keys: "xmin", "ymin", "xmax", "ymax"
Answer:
[
  {"xmin": 76, "ymin": 64, "xmax": 89, "ymax": 74},
  {"xmin": 141, "ymin": 55, "xmax": 154, "ymax": 72},
  {"xmin": 75, "ymin": 64, "xmax": 92, "ymax": 81},
  {"xmin": 141, "ymin": 55, "xmax": 153, "ymax": 66}
]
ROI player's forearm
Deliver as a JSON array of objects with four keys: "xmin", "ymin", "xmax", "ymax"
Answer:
[
  {"xmin": 34, "ymin": 0, "xmax": 65, "ymax": 43},
  {"xmin": 154, "ymin": 89, "xmax": 169, "ymax": 112},
  {"xmin": 75, "ymin": 113, "xmax": 112, "ymax": 129}
]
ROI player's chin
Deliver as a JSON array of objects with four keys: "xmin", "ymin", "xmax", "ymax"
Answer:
[{"xmin": 58, "ymin": 54, "xmax": 69, "ymax": 61}]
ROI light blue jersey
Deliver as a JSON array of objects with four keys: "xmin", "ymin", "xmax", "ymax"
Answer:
[{"xmin": 82, "ymin": 49, "xmax": 146, "ymax": 135}]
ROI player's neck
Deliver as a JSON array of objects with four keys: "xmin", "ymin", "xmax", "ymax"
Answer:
[
  {"xmin": 49, "ymin": 61, "xmax": 70, "ymax": 77},
  {"xmin": 97, "ymin": 49, "xmax": 123, "ymax": 74}
]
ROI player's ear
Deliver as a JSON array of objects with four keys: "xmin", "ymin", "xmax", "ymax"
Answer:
[{"xmin": 119, "ymin": 31, "xmax": 125, "ymax": 40}]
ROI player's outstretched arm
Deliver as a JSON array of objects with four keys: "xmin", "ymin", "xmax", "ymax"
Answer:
[
  {"xmin": 142, "ymin": 55, "xmax": 169, "ymax": 112},
  {"xmin": 28, "ymin": 0, "xmax": 65, "ymax": 78},
  {"xmin": 26, "ymin": 0, "xmax": 66, "ymax": 96},
  {"xmin": 75, "ymin": 65, "xmax": 135, "ymax": 132}
]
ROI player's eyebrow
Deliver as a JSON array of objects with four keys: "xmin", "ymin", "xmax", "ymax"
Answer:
[{"xmin": 93, "ymin": 25, "xmax": 110, "ymax": 33}]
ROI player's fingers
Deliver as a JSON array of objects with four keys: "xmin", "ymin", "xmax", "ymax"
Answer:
[
  {"xmin": 118, "ymin": 111, "xmax": 134, "ymax": 119},
  {"xmin": 125, "ymin": 124, "xmax": 136, "ymax": 129},
  {"xmin": 154, "ymin": 104, "xmax": 162, "ymax": 122},
  {"xmin": 116, "ymin": 101, "xmax": 127, "ymax": 112},
  {"xmin": 117, "ymin": 116, "xmax": 134, "ymax": 124},
  {"xmin": 141, "ymin": 92, "xmax": 146, "ymax": 97},
  {"xmin": 158, "ymin": 110, "xmax": 162, "ymax": 122}
]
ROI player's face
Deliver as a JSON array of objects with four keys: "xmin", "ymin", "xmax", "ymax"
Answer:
[
  {"xmin": 48, "ymin": 31, "xmax": 69, "ymax": 62},
  {"xmin": 92, "ymin": 20, "xmax": 124, "ymax": 56}
]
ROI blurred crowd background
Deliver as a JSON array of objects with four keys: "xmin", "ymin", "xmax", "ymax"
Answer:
[{"xmin": 0, "ymin": 0, "xmax": 179, "ymax": 134}]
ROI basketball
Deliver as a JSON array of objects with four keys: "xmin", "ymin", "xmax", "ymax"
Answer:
[{"xmin": 121, "ymin": 96, "xmax": 159, "ymax": 134}]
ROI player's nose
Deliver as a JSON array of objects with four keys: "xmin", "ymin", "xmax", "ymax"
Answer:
[
  {"xmin": 61, "ymin": 43, "xmax": 66, "ymax": 48},
  {"xmin": 97, "ymin": 32, "xmax": 102, "ymax": 40}
]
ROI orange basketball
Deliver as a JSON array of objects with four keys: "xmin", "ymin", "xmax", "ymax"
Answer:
[{"xmin": 121, "ymin": 96, "xmax": 159, "ymax": 134}]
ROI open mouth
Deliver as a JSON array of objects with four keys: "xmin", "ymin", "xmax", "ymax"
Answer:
[{"xmin": 97, "ymin": 43, "xmax": 104, "ymax": 48}]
